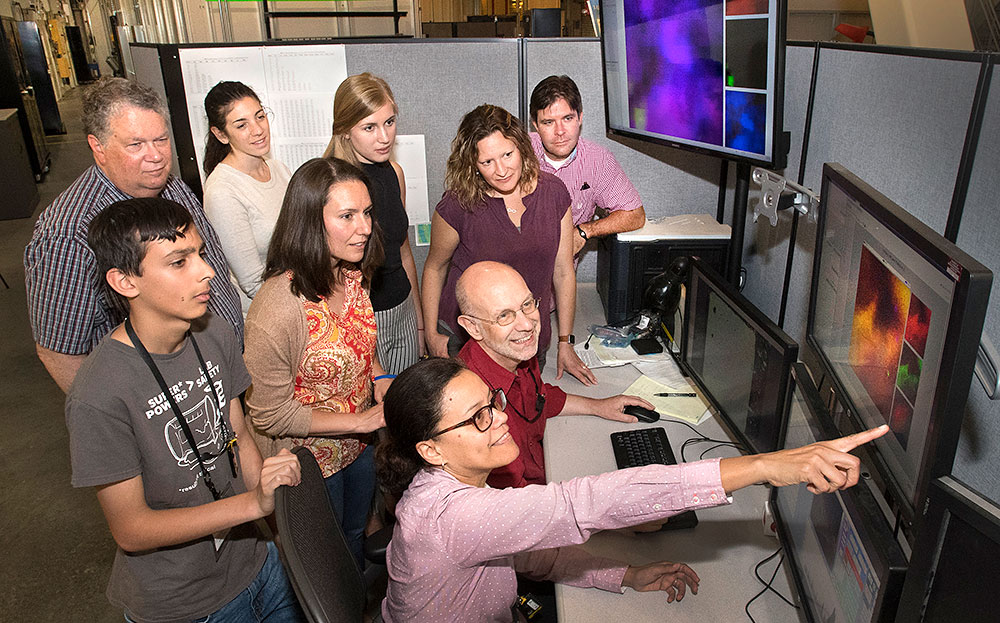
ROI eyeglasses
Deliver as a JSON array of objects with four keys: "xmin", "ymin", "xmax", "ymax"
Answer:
[
  {"xmin": 430, "ymin": 388, "xmax": 507, "ymax": 437},
  {"xmin": 462, "ymin": 297, "xmax": 541, "ymax": 326}
]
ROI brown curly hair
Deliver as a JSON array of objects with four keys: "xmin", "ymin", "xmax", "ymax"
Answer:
[{"xmin": 444, "ymin": 104, "xmax": 539, "ymax": 211}]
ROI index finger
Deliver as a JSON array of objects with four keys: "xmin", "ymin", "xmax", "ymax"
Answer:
[{"xmin": 829, "ymin": 425, "xmax": 889, "ymax": 452}]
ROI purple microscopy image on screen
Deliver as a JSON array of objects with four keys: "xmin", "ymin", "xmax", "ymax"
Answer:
[
  {"xmin": 725, "ymin": 90, "xmax": 766, "ymax": 154},
  {"xmin": 624, "ymin": 0, "xmax": 724, "ymax": 146}
]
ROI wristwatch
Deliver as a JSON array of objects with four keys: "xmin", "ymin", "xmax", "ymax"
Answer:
[
  {"xmin": 576, "ymin": 225, "xmax": 588, "ymax": 240},
  {"xmin": 558, "ymin": 334, "xmax": 576, "ymax": 344}
]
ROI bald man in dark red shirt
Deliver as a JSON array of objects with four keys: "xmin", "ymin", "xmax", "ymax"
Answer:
[{"xmin": 455, "ymin": 261, "xmax": 653, "ymax": 488}]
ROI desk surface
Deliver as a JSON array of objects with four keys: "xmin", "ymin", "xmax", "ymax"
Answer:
[{"xmin": 538, "ymin": 284, "xmax": 803, "ymax": 623}]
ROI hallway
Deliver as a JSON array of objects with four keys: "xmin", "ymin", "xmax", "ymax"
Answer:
[{"xmin": 0, "ymin": 87, "xmax": 120, "ymax": 621}]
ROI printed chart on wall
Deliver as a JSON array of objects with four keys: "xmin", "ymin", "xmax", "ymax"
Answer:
[
  {"xmin": 393, "ymin": 134, "xmax": 431, "ymax": 230},
  {"xmin": 178, "ymin": 45, "xmax": 348, "ymax": 182}
]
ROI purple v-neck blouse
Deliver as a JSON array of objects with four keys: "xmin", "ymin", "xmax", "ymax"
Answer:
[{"xmin": 435, "ymin": 171, "xmax": 571, "ymax": 356}]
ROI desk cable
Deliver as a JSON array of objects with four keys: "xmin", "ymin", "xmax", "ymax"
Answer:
[
  {"xmin": 664, "ymin": 418, "xmax": 744, "ymax": 463},
  {"xmin": 745, "ymin": 547, "xmax": 798, "ymax": 622}
]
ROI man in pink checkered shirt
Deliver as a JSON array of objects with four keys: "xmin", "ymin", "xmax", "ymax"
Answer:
[{"xmin": 529, "ymin": 75, "xmax": 646, "ymax": 259}]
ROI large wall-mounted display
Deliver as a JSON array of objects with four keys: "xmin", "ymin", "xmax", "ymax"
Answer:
[{"xmin": 600, "ymin": 0, "xmax": 786, "ymax": 168}]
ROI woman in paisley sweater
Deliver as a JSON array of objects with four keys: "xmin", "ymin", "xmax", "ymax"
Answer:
[{"xmin": 244, "ymin": 156, "xmax": 390, "ymax": 567}]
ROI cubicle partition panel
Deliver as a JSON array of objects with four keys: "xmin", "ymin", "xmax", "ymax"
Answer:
[
  {"xmin": 343, "ymin": 40, "xmax": 520, "ymax": 270},
  {"xmin": 952, "ymin": 61, "xmax": 1000, "ymax": 502},
  {"xmin": 344, "ymin": 39, "xmax": 521, "ymax": 214},
  {"xmin": 739, "ymin": 43, "xmax": 817, "ymax": 322},
  {"xmin": 742, "ymin": 44, "xmax": 984, "ymax": 352},
  {"xmin": 804, "ymin": 48, "xmax": 979, "ymax": 233},
  {"xmin": 130, "ymin": 44, "xmax": 179, "ymax": 179},
  {"xmin": 522, "ymin": 38, "xmax": 729, "ymax": 281}
]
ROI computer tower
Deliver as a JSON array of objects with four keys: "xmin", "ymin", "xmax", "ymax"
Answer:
[{"xmin": 596, "ymin": 235, "xmax": 729, "ymax": 325}]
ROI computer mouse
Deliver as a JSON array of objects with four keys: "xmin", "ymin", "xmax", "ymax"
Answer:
[{"xmin": 624, "ymin": 405, "xmax": 660, "ymax": 423}]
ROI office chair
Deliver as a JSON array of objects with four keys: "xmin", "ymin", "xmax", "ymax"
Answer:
[{"xmin": 275, "ymin": 446, "xmax": 368, "ymax": 623}]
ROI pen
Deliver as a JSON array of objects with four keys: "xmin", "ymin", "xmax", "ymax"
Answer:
[{"xmin": 655, "ymin": 392, "xmax": 697, "ymax": 397}]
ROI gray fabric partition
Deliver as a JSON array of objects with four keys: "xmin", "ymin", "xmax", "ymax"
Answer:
[
  {"xmin": 740, "ymin": 44, "xmax": 816, "ymax": 323},
  {"xmin": 344, "ymin": 40, "xmax": 520, "ymax": 273},
  {"xmin": 743, "ymin": 47, "xmax": 982, "ymax": 347},
  {"xmin": 952, "ymin": 67, "xmax": 1000, "ymax": 501},
  {"xmin": 522, "ymin": 38, "xmax": 728, "ymax": 282},
  {"xmin": 805, "ymin": 50, "xmax": 979, "ymax": 232},
  {"xmin": 131, "ymin": 45, "xmax": 180, "ymax": 181}
]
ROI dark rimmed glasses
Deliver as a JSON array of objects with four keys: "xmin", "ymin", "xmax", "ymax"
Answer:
[
  {"xmin": 461, "ymin": 297, "xmax": 541, "ymax": 326},
  {"xmin": 430, "ymin": 388, "xmax": 507, "ymax": 437}
]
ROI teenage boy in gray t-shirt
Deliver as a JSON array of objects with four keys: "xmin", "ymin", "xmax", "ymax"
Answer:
[{"xmin": 65, "ymin": 197, "xmax": 304, "ymax": 623}]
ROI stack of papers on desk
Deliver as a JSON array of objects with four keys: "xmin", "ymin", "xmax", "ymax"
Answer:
[
  {"xmin": 623, "ymin": 375, "xmax": 711, "ymax": 426},
  {"xmin": 574, "ymin": 342, "xmax": 672, "ymax": 369}
]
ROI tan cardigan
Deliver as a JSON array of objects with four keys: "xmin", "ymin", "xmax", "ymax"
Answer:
[{"xmin": 243, "ymin": 274, "xmax": 317, "ymax": 459}]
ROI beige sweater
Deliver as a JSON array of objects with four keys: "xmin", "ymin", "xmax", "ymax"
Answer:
[{"xmin": 243, "ymin": 274, "xmax": 317, "ymax": 459}]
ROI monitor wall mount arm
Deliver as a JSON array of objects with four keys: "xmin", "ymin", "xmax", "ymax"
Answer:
[{"xmin": 751, "ymin": 168, "xmax": 821, "ymax": 226}]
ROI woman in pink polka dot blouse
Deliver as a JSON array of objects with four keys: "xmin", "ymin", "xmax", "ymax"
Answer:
[{"xmin": 375, "ymin": 358, "xmax": 888, "ymax": 622}]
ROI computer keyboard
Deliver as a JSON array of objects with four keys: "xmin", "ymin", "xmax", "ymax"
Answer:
[{"xmin": 610, "ymin": 427, "xmax": 699, "ymax": 530}]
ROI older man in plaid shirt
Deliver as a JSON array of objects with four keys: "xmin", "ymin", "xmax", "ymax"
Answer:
[{"xmin": 24, "ymin": 77, "xmax": 243, "ymax": 392}]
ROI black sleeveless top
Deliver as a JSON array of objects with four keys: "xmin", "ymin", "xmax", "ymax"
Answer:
[{"xmin": 362, "ymin": 160, "xmax": 411, "ymax": 311}]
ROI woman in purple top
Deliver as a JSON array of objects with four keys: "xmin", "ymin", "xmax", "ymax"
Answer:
[
  {"xmin": 421, "ymin": 104, "xmax": 596, "ymax": 385},
  {"xmin": 375, "ymin": 358, "xmax": 889, "ymax": 623}
]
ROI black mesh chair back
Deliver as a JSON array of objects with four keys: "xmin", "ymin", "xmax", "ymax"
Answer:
[{"xmin": 275, "ymin": 446, "xmax": 366, "ymax": 623}]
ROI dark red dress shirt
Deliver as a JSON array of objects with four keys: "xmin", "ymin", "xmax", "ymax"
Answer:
[{"xmin": 459, "ymin": 340, "xmax": 568, "ymax": 488}]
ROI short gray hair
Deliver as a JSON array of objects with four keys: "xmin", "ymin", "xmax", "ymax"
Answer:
[{"xmin": 82, "ymin": 77, "xmax": 168, "ymax": 141}]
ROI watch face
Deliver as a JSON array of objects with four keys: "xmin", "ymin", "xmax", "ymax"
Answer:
[{"xmin": 577, "ymin": 226, "xmax": 587, "ymax": 239}]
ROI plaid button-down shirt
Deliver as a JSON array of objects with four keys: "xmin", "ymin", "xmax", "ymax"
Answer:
[{"xmin": 24, "ymin": 165, "xmax": 244, "ymax": 355}]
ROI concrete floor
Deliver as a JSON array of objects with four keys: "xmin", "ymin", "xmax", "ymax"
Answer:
[{"xmin": 1, "ymin": 87, "xmax": 129, "ymax": 622}]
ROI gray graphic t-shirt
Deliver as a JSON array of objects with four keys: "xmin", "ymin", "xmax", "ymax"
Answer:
[{"xmin": 66, "ymin": 314, "xmax": 261, "ymax": 623}]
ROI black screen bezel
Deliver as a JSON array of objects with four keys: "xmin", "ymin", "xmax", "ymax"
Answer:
[
  {"xmin": 804, "ymin": 163, "xmax": 992, "ymax": 520},
  {"xmin": 598, "ymin": 0, "xmax": 788, "ymax": 169},
  {"xmin": 680, "ymin": 257, "xmax": 798, "ymax": 454},
  {"xmin": 895, "ymin": 476, "xmax": 1000, "ymax": 622}
]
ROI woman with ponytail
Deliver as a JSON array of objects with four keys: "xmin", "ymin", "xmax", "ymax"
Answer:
[
  {"xmin": 376, "ymin": 358, "xmax": 889, "ymax": 622},
  {"xmin": 202, "ymin": 81, "xmax": 292, "ymax": 314}
]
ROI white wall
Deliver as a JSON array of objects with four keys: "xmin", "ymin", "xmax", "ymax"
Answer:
[{"xmin": 869, "ymin": 0, "xmax": 974, "ymax": 50}]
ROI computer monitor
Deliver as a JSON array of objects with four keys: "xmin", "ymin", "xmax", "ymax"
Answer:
[
  {"xmin": 806, "ymin": 163, "xmax": 992, "ymax": 516},
  {"xmin": 600, "ymin": 0, "xmax": 786, "ymax": 168},
  {"xmin": 681, "ymin": 258, "xmax": 798, "ymax": 454},
  {"xmin": 894, "ymin": 476, "xmax": 1000, "ymax": 623},
  {"xmin": 772, "ymin": 362, "xmax": 907, "ymax": 623}
]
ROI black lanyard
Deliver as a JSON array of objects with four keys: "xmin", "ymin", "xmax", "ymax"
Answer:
[
  {"xmin": 124, "ymin": 319, "xmax": 234, "ymax": 500},
  {"xmin": 503, "ymin": 365, "xmax": 547, "ymax": 424}
]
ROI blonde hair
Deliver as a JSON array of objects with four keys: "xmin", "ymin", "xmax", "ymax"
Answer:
[
  {"xmin": 445, "ymin": 104, "xmax": 539, "ymax": 211},
  {"xmin": 323, "ymin": 73, "xmax": 398, "ymax": 164}
]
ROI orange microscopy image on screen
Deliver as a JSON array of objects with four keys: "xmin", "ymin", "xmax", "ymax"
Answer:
[
  {"xmin": 905, "ymin": 296, "xmax": 931, "ymax": 358},
  {"xmin": 849, "ymin": 246, "xmax": 910, "ymax": 418},
  {"xmin": 890, "ymin": 387, "xmax": 914, "ymax": 448}
]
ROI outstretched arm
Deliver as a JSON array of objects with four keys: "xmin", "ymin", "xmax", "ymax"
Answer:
[{"xmin": 720, "ymin": 425, "xmax": 889, "ymax": 494}]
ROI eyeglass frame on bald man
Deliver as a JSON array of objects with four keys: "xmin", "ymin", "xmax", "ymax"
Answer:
[{"xmin": 460, "ymin": 296, "xmax": 541, "ymax": 327}]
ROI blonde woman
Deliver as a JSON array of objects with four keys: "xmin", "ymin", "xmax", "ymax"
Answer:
[{"xmin": 323, "ymin": 73, "xmax": 424, "ymax": 375}]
